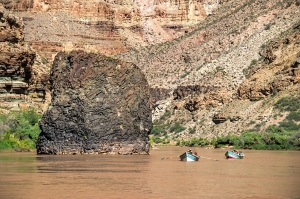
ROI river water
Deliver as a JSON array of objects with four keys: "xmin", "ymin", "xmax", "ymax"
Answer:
[{"xmin": 0, "ymin": 147, "xmax": 299, "ymax": 199}]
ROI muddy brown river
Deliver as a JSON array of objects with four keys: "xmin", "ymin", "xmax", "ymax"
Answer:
[{"xmin": 0, "ymin": 147, "xmax": 299, "ymax": 199}]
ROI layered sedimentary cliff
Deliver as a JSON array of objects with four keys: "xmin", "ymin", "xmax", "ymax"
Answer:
[
  {"xmin": 1, "ymin": 0, "xmax": 220, "ymax": 62},
  {"xmin": 37, "ymin": 51, "xmax": 152, "ymax": 155},
  {"xmin": 0, "ymin": 5, "xmax": 49, "ymax": 112},
  {"xmin": 119, "ymin": 0, "xmax": 300, "ymax": 141}
]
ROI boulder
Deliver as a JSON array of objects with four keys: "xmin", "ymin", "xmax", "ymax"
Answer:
[{"xmin": 37, "ymin": 51, "xmax": 152, "ymax": 155}]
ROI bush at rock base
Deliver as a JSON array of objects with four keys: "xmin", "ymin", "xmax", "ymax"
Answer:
[{"xmin": 0, "ymin": 108, "xmax": 42, "ymax": 150}]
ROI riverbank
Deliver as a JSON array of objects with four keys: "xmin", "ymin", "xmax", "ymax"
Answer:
[{"xmin": 151, "ymin": 130, "xmax": 300, "ymax": 150}]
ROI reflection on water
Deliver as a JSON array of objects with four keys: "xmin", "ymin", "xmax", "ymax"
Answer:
[
  {"xmin": 0, "ymin": 148, "xmax": 300, "ymax": 199},
  {"xmin": 0, "ymin": 152, "xmax": 37, "ymax": 173},
  {"xmin": 0, "ymin": 156, "xmax": 36, "ymax": 162}
]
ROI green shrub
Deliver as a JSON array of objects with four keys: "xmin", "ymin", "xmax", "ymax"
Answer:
[
  {"xmin": 151, "ymin": 125, "xmax": 167, "ymax": 136},
  {"xmin": 214, "ymin": 136, "xmax": 229, "ymax": 148},
  {"xmin": 247, "ymin": 120, "xmax": 256, "ymax": 126},
  {"xmin": 0, "ymin": 139, "xmax": 13, "ymax": 149},
  {"xmin": 239, "ymin": 132, "xmax": 259, "ymax": 148},
  {"xmin": 254, "ymin": 123, "xmax": 262, "ymax": 130},
  {"xmin": 188, "ymin": 126, "xmax": 196, "ymax": 134},
  {"xmin": 152, "ymin": 136, "xmax": 170, "ymax": 144},
  {"xmin": 286, "ymin": 111, "xmax": 300, "ymax": 121},
  {"xmin": 227, "ymin": 134, "xmax": 242, "ymax": 146},
  {"xmin": 149, "ymin": 136, "xmax": 154, "ymax": 146},
  {"xmin": 162, "ymin": 139, "xmax": 170, "ymax": 144},
  {"xmin": 170, "ymin": 122, "xmax": 186, "ymax": 133},
  {"xmin": 0, "ymin": 137, "xmax": 19, "ymax": 149},
  {"xmin": 180, "ymin": 72, "xmax": 189, "ymax": 78},
  {"xmin": 250, "ymin": 59, "xmax": 258, "ymax": 66},
  {"xmin": 152, "ymin": 136, "xmax": 163, "ymax": 143},
  {"xmin": 22, "ymin": 108, "xmax": 41, "ymax": 126},
  {"xmin": 176, "ymin": 137, "xmax": 210, "ymax": 147},
  {"xmin": 266, "ymin": 125, "xmax": 284, "ymax": 133},
  {"xmin": 278, "ymin": 121, "xmax": 300, "ymax": 131},
  {"xmin": 159, "ymin": 110, "xmax": 171, "ymax": 121},
  {"xmin": 274, "ymin": 96, "xmax": 300, "ymax": 111},
  {"xmin": 0, "ymin": 108, "xmax": 42, "ymax": 150},
  {"xmin": 41, "ymin": 56, "xmax": 49, "ymax": 64},
  {"xmin": 264, "ymin": 23, "xmax": 271, "ymax": 30},
  {"xmin": 288, "ymin": 132, "xmax": 300, "ymax": 147},
  {"xmin": 207, "ymin": 131, "xmax": 299, "ymax": 150}
]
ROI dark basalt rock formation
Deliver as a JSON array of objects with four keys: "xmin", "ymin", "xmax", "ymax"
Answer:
[
  {"xmin": 36, "ymin": 51, "xmax": 152, "ymax": 155},
  {"xmin": 149, "ymin": 87, "xmax": 172, "ymax": 105},
  {"xmin": 173, "ymin": 85, "xmax": 217, "ymax": 100}
]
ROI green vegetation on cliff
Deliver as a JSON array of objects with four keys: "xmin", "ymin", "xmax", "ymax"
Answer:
[
  {"xmin": 176, "ymin": 131, "xmax": 300, "ymax": 150},
  {"xmin": 0, "ymin": 109, "xmax": 41, "ymax": 150},
  {"xmin": 156, "ymin": 96, "xmax": 300, "ymax": 150}
]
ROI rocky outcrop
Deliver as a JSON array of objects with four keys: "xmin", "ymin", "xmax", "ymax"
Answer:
[
  {"xmin": 238, "ymin": 24, "xmax": 300, "ymax": 101},
  {"xmin": 0, "ymin": 7, "xmax": 23, "ymax": 42},
  {"xmin": 0, "ymin": 5, "xmax": 49, "ymax": 112},
  {"xmin": 173, "ymin": 85, "xmax": 216, "ymax": 100},
  {"xmin": 150, "ymin": 87, "xmax": 172, "ymax": 106},
  {"xmin": 37, "ymin": 51, "xmax": 152, "ymax": 155},
  {"xmin": 172, "ymin": 85, "xmax": 231, "ymax": 111}
]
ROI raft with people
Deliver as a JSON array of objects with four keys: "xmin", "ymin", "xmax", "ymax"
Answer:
[
  {"xmin": 225, "ymin": 150, "xmax": 245, "ymax": 159},
  {"xmin": 179, "ymin": 149, "xmax": 200, "ymax": 162}
]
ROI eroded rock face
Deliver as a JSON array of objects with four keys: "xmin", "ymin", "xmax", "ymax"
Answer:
[
  {"xmin": 238, "ymin": 25, "xmax": 300, "ymax": 101},
  {"xmin": 0, "ymin": 5, "xmax": 49, "ymax": 112},
  {"xmin": 1, "ymin": 0, "xmax": 219, "ymax": 62},
  {"xmin": 37, "ymin": 51, "xmax": 152, "ymax": 155},
  {"xmin": 172, "ymin": 85, "xmax": 230, "ymax": 111},
  {"xmin": 150, "ymin": 87, "xmax": 172, "ymax": 106}
]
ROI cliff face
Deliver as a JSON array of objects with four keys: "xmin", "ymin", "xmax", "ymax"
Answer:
[
  {"xmin": 1, "ymin": 0, "xmax": 219, "ymax": 62},
  {"xmin": 118, "ymin": 0, "xmax": 300, "ymax": 90},
  {"xmin": 37, "ymin": 51, "xmax": 152, "ymax": 155},
  {"xmin": 238, "ymin": 26, "xmax": 300, "ymax": 101},
  {"xmin": 118, "ymin": 0, "xmax": 300, "ymax": 141},
  {"xmin": 0, "ymin": 5, "xmax": 50, "ymax": 112},
  {"xmin": 211, "ymin": 24, "xmax": 300, "ymax": 127}
]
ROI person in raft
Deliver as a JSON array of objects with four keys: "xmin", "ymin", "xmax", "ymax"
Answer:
[{"xmin": 188, "ymin": 149, "xmax": 198, "ymax": 156}]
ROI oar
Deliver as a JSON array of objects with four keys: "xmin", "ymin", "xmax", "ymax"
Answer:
[
  {"xmin": 199, "ymin": 156, "xmax": 219, "ymax": 161},
  {"xmin": 161, "ymin": 156, "xmax": 178, "ymax": 160}
]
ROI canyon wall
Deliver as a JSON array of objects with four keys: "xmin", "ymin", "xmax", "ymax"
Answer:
[
  {"xmin": 2, "ymin": 0, "xmax": 299, "ymax": 143},
  {"xmin": 1, "ymin": 0, "xmax": 219, "ymax": 62},
  {"xmin": 119, "ymin": 0, "xmax": 300, "ymax": 140}
]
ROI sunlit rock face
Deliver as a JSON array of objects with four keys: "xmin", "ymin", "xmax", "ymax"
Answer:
[
  {"xmin": 0, "ymin": 4, "xmax": 49, "ymax": 112},
  {"xmin": 1, "ymin": 0, "xmax": 219, "ymax": 61},
  {"xmin": 37, "ymin": 50, "xmax": 152, "ymax": 155}
]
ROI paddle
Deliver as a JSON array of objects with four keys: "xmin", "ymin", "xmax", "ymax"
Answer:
[
  {"xmin": 161, "ymin": 156, "xmax": 178, "ymax": 160},
  {"xmin": 161, "ymin": 156, "xmax": 219, "ymax": 161},
  {"xmin": 199, "ymin": 156, "xmax": 219, "ymax": 161}
]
